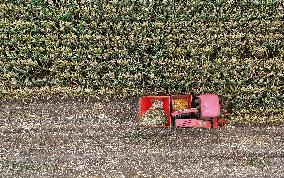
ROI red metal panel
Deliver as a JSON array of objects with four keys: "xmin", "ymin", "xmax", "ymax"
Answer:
[
  {"xmin": 138, "ymin": 96, "xmax": 171, "ymax": 128},
  {"xmin": 175, "ymin": 119, "xmax": 211, "ymax": 129},
  {"xmin": 175, "ymin": 119, "xmax": 195, "ymax": 128},
  {"xmin": 199, "ymin": 94, "xmax": 221, "ymax": 119}
]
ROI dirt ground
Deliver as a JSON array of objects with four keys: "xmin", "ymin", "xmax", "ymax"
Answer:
[{"xmin": 0, "ymin": 97, "xmax": 283, "ymax": 178}]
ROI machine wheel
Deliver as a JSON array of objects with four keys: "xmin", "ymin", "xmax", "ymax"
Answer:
[
  {"xmin": 195, "ymin": 111, "xmax": 200, "ymax": 118},
  {"xmin": 194, "ymin": 98, "xmax": 199, "ymax": 105},
  {"xmin": 193, "ymin": 99, "xmax": 199, "ymax": 108}
]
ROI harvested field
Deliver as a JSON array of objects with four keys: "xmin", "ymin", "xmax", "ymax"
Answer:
[{"xmin": 1, "ymin": 97, "xmax": 284, "ymax": 177}]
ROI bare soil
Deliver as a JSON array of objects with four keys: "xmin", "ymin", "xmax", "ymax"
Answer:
[{"xmin": 0, "ymin": 97, "xmax": 283, "ymax": 178}]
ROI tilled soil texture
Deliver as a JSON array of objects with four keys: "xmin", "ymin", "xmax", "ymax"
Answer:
[{"xmin": 1, "ymin": 97, "xmax": 283, "ymax": 178}]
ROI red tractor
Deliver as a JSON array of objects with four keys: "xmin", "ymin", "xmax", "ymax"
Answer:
[{"xmin": 138, "ymin": 94, "xmax": 227, "ymax": 129}]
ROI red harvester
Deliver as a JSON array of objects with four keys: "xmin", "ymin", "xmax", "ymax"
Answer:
[{"xmin": 138, "ymin": 94, "xmax": 227, "ymax": 129}]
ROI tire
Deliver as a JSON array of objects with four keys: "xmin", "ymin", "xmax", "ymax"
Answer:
[
  {"xmin": 193, "ymin": 99, "xmax": 199, "ymax": 107},
  {"xmin": 195, "ymin": 111, "xmax": 200, "ymax": 118},
  {"xmin": 194, "ymin": 98, "xmax": 199, "ymax": 104}
]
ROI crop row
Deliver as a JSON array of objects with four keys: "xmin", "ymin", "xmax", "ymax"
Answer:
[{"xmin": 0, "ymin": 1, "xmax": 283, "ymax": 123}]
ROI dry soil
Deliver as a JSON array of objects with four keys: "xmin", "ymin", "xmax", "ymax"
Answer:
[{"xmin": 0, "ymin": 97, "xmax": 283, "ymax": 177}]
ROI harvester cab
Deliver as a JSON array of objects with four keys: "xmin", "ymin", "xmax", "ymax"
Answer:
[{"xmin": 138, "ymin": 94, "xmax": 227, "ymax": 129}]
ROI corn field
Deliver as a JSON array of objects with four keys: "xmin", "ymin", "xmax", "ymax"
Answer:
[{"xmin": 0, "ymin": 0, "xmax": 283, "ymax": 124}]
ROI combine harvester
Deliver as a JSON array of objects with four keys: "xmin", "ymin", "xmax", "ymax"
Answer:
[{"xmin": 138, "ymin": 94, "xmax": 227, "ymax": 129}]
